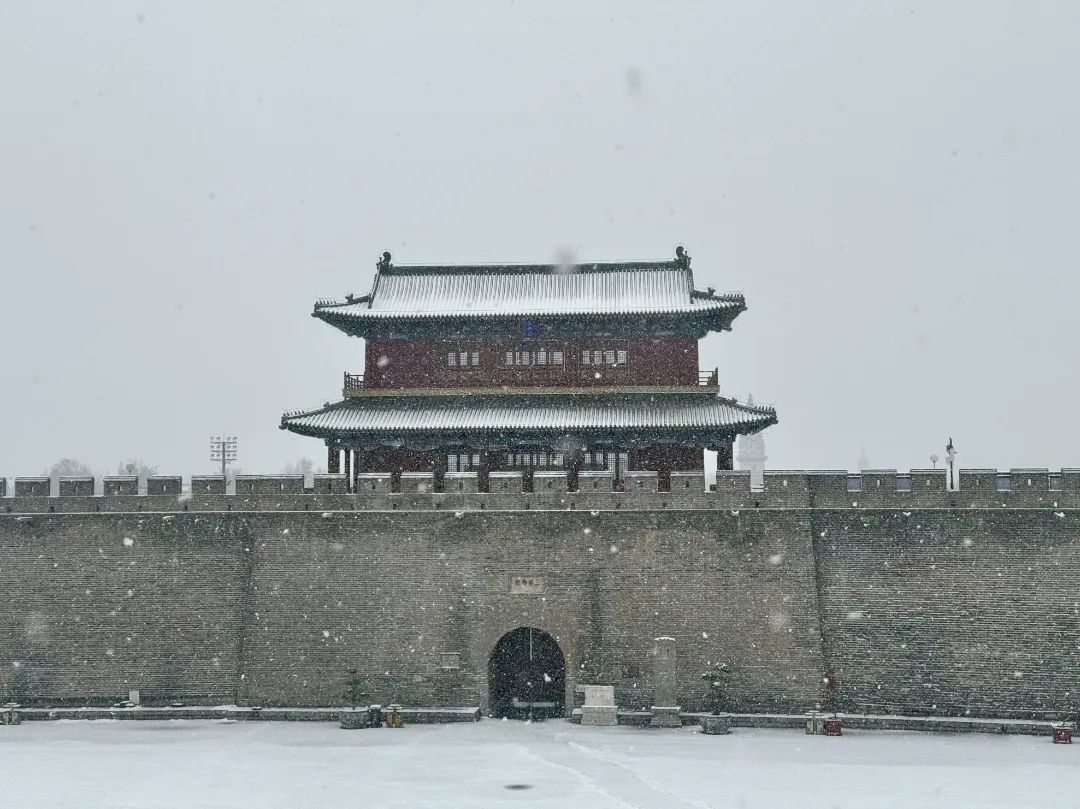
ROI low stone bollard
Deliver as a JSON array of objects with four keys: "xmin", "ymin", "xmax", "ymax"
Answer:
[
  {"xmin": 1, "ymin": 703, "xmax": 21, "ymax": 726},
  {"xmin": 578, "ymin": 685, "xmax": 618, "ymax": 727},
  {"xmin": 700, "ymin": 714, "xmax": 731, "ymax": 735},
  {"xmin": 805, "ymin": 711, "xmax": 825, "ymax": 735},
  {"xmin": 385, "ymin": 704, "xmax": 405, "ymax": 728},
  {"xmin": 1052, "ymin": 723, "xmax": 1073, "ymax": 744},
  {"xmin": 339, "ymin": 708, "xmax": 370, "ymax": 729}
]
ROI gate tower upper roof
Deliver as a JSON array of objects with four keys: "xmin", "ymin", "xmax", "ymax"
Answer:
[{"xmin": 312, "ymin": 247, "xmax": 745, "ymax": 337}]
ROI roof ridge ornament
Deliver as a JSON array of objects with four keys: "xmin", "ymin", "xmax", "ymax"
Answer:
[
  {"xmin": 675, "ymin": 245, "xmax": 691, "ymax": 269},
  {"xmin": 377, "ymin": 251, "xmax": 392, "ymax": 273}
]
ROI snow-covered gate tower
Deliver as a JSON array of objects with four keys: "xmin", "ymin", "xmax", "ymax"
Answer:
[{"xmin": 280, "ymin": 247, "xmax": 776, "ymax": 492}]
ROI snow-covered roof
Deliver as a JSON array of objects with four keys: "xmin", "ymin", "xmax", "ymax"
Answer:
[
  {"xmin": 280, "ymin": 391, "xmax": 776, "ymax": 442},
  {"xmin": 312, "ymin": 250, "xmax": 745, "ymax": 332}
]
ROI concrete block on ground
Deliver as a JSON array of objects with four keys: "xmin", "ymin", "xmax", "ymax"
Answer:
[
  {"xmin": 578, "ymin": 684, "xmax": 618, "ymax": 726},
  {"xmin": 700, "ymin": 714, "xmax": 732, "ymax": 735}
]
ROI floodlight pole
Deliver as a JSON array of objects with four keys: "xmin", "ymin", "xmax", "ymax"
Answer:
[{"xmin": 210, "ymin": 434, "xmax": 238, "ymax": 478}]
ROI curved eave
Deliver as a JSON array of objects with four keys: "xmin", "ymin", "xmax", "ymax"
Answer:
[
  {"xmin": 280, "ymin": 392, "xmax": 777, "ymax": 446},
  {"xmin": 311, "ymin": 300, "xmax": 746, "ymax": 338}
]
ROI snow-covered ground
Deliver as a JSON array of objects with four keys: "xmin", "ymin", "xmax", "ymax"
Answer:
[{"xmin": 2, "ymin": 719, "xmax": 1075, "ymax": 808}]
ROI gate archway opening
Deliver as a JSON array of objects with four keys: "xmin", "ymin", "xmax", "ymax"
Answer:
[{"xmin": 488, "ymin": 627, "xmax": 566, "ymax": 719}]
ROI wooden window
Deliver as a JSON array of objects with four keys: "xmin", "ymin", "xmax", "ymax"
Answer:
[
  {"xmin": 616, "ymin": 349, "xmax": 627, "ymax": 366},
  {"xmin": 592, "ymin": 350, "xmax": 603, "ymax": 365},
  {"xmin": 500, "ymin": 344, "xmax": 565, "ymax": 368},
  {"xmin": 604, "ymin": 350, "xmax": 616, "ymax": 365},
  {"xmin": 581, "ymin": 350, "xmax": 590, "ymax": 365},
  {"xmin": 447, "ymin": 347, "xmax": 480, "ymax": 369}
]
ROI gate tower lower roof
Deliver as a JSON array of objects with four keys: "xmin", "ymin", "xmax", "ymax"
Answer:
[{"xmin": 280, "ymin": 391, "xmax": 776, "ymax": 447}]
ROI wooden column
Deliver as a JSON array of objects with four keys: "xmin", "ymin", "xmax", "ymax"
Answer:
[
  {"xmin": 343, "ymin": 449, "xmax": 352, "ymax": 493},
  {"xmin": 433, "ymin": 452, "xmax": 447, "ymax": 494},
  {"xmin": 477, "ymin": 450, "xmax": 491, "ymax": 493},
  {"xmin": 566, "ymin": 448, "xmax": 583, "ymax": 492},
  {"xmin": 327, "ymin": 446, "xmax": 340, "ymax": 474},
  {"xmin": 716, "ymin": 440, "xmax": 733, "ymax": 471}
]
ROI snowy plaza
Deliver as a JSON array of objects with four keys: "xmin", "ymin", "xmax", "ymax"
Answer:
[{"xmin": 2, "ymin": 719, "xmax": 1076, "ymax": 809}]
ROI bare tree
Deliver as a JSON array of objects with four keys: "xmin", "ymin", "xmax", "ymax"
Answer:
[
  {"xmin": 283, "ymin": 457, "xmax": 323, "ymax": 488},
  {"xmin": 116, "ymin": 458, "xmax": 159, "ymax": 495},
  {"xmin": 43, "ymin": 458, "xmax": 93, "ymax": 496}
]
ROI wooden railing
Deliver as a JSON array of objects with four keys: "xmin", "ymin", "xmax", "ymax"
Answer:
[{"xmin": 347, "ymin": 369, "xmax": 716, "ymax": 391}]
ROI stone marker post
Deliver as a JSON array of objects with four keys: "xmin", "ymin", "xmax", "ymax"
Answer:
[
  {"xmin": 579, "ymin": 685, "xmax": 618, "ymax": 726},
  {"xmin": 650, "ymin": 637, "xmax": 681, "ymax": 727}
]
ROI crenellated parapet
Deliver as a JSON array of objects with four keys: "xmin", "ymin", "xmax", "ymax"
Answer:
[{"xmin": 1, "ymin": 468, "xmax": 1078, "ymax": 514}]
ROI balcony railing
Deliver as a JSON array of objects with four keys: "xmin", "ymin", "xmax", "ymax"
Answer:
[{"xmin": 346, "ymin": 368, "xmax": 717, "ymax": 391}]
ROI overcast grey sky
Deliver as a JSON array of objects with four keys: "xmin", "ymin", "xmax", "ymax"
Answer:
[{"xmin": 2, "ymin": 1, "xmax": 1078, "ymax": 478}]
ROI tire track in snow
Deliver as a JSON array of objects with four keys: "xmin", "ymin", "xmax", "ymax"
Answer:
[
  {"xmin": 564, "ymin": 737, "xmax": 716, "ymax": 809},
  {"xmin": 511, "ymin": 726, "xmax": 712, "ymax": 809}
]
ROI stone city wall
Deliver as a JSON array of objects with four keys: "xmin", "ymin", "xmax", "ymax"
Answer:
[{"xmin": 0, "ymin": 469, "xmax": 1077, "ymax": 719}]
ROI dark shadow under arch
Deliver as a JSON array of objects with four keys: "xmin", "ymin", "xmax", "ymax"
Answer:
[{"xmin": 488, "ymin": 627, "xmax": 566, "ymax": 719}]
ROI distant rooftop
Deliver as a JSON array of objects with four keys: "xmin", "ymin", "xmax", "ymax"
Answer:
[{"xmin": 312, "ymin": 247, "xmax": 745, "ymax": 333}]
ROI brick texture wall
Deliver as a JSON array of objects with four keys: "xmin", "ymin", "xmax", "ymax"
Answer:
[
  {"xmin": 1, "ymin": 501, "xmax": 1077, "ymax": 718},
  {"xmin": 0, "ymin": 513, "xmax": 249, "ymax": 705},
  {"xmin": 813, "ymin": 509, "xmax": 1080, "ymax": 717}
]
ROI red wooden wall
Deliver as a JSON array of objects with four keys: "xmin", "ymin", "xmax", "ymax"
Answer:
[{"xmin": 364, "ymin": 338, "xmax": 699, "ymax": 389}]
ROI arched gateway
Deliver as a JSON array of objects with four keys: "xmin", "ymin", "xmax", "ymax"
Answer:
[{"xmin": 488, "ymin": 627, "xmax": 566, "ymax": 719}]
